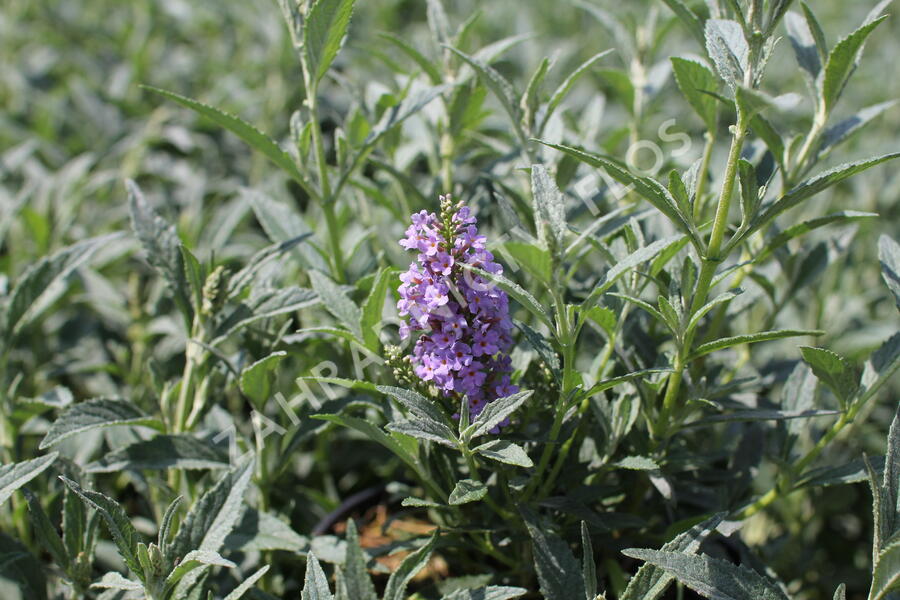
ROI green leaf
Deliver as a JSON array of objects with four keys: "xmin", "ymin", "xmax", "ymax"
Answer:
[
  {"xmin": 85, "ymin": 434, "xmax": 230, "ymax": 473},
  {"xmin": 833, "ymin": 583, "xmax": 847, "ymax": 600},
  {"xmin": 620, "ymin": 514, "xmax": 725, "ymax": 600},
  {"xmin": 40, "ymin": 398, "xmax": 164, "ymax": 450},
  {"xmin": 168, "ymin": 458, "xmax": 254, "ymax": 567},
  {"xmin": 622, "ymin": 549, "xmax": 790, "ymax": 600},
  {"xmin": 754, "ymin": 211, "xmax": 878, "ymax": 264},
  {"xmin": 342, "ymin": 520, "xmax": 377, "ymax": 600},
  {"xmin": 302, "ymin": 553, "xmax": 335, "ymax": 600},
  {"xmin": 537, "ymin": 142, "xmax": 695, "ymax": 239},
  {"xmin": 615, "ymin": 456, "xmax": 660, "ymax": 471},
  {"xmin": 819, "ymin": 101, "xmax": 896, "ymax": 159},
  {"xmin": 870, "ymin": 538, "xmax": 900, "ymax": 600},
  {"xmin": 383, "ymin": 532, "xmax": 438, "ymax": 600},
  {"xmin": 581, "ymin": 522, "xmax": 598, "ymax": 600},
  {"xmin": 879, "ymin": 235, "xmax": 900, "ymax": 311},
  {"xmin": 0, "ymin": 454, "xmax": 58, "ymax": 507},
  {"xmin": 690, "ymin": 329, "xmax": 823, "ymax": 360},
  {"xmin": 753, "ymin": 156, "xmax": 900, "ymax": 234},
  {"xmin": 446, "ymin": 47, "xmax": 522, "ymax": 128},
  {"xmin": 800, "ymin": 346, "xmax": 858, "ymax": 405},
  {"xmin": 376, "ymin": 386, "xmax": 449, "ymax": 428},
  {"xmin": 240, "ymin": 352, "xmax": 287, "ymax": 407},
  {"xmin": 313, "ymin": 414, "xmax": 420, "ymax": 474},
  {"xmin": 143, "ymin": 87, "xmax": 310, "ymax": 191},
  {"xmin": 462, "ymin": 265, "xmax": 551, "ymax": 327},
  {"xmin": 223, "ymin": 566, "xmax": 270, "ymax": 600},
  {"xmin": 661, "ymin": 0, "xmax": 706, "ymax": 47},
  {"xmin": 22, "ymin": 489, "xmax": 69, "ymax": 570},
  {"xmin": 386, "ymin": 419, "xmax": 458, "ymax": 448},
  {"xmin": 365, "ymin": 82, "xmax": 446, "ymax": 146},
  {"xmin": 520, "ymin": 506, "xmax": 586, "ymax": 600},
  {"xmin": 247, "ymin": 191, "xmax": 325, "ymax": 271},
  {"xmin": 224, "ymin": 507, "xmax": 307, "ymax": 553},
  {"xmin": 503, "ymin": 242, "xmax": 552, "ymax": 285},
  {"xmin": 881, "ymin": 404, "xmax": 900, "ymax": 544},
  {"xmin": 308, "ymin": 270, "xmax": 363, "ymax": 339},
  {"xmin": 671, "ymin": 57, "xmax": 718, "ymax": 130},
  {"xmin": 448, "ymin": 479, "xmax": 487, "ymax": 505},
  {"xmin": 858, "ymin": 332, "xmax": 900, "ymax": 406},
  {"xmin": 784, "ymin": 10, "xmax": 822, "ymax": 82},
  {"xmin": 584, "ymin": 235, "xmax": 687, "ymax": 308},
  {"xmin": 361, "ymin": 267, "xmax": 393, "ymax": 350},
  {"xmin": 531, "ymin": 164, "xmax": 567, "ymax": 256},
  {"xmin": 468, "ymin": 390, "xmax": 533, "ymax": 439},
  {"xmin": 304, "ymin": 0, "xmax": 356, "ymax": 85},
  {"xmin": 582, "ymin": 369, "xmax": 671, "ymax": 399},
  {"xmin": 522, "ymin": 58, "xmax": 551, "ymax": 129},
  {"xmin": 474, "ymin": 440, "xmax": 533, "ymax": 468},
  {"xmin": 821, "ymin": 16, "xmax": 887, "ymax": 112},
  {"xmin": 543, "ymin": 49, "xmax": 612, "ymax": 129},
  {"xmin": 60, "ymin": 477, "xmax": 144, "ymax": 581},
  {"xmin": 705, "ymin": 19, "xmax": 748, "ymax": 90},
  {"xmin": 442, "ymin": 587, "xmax": 528, "ymax": 600},
  {"xmin": 164, "ymin": 549, "xmax": 235, "ymax": 591},
  {"xmin": 686, "ymin": 408, "xmax": 840, "ymax": 428},
  {"xmin": 378, "ymin": 32, "xmax": 442, "ymax": 84},
  {"xmin": 5, "ymin": 233, "xmax": 119, "ymax": 342}
]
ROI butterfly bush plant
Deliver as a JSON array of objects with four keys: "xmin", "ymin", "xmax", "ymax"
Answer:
[{"xmin": 1, "ymin": 0, "xmax": 899, "ymax": 599}]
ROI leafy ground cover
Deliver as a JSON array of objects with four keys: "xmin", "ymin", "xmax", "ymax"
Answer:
[{"xmin": 1, "ymin": 0, "xmax": 900, "ymax": 598}]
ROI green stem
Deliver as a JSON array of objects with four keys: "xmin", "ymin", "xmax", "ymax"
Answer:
[
  {"xmin": 659, "ymin": 120, "xmax": 747, "ymax": 433},
  {"xmin": 693, "ymin": 131, "xmax": 716, "ymax": 222},
  {"xmin": 735, "ymin": 409, "xmax": 854, "ymax": 520},
  {"xmin": 302, "ymin": 57, "xmax": 346, "ymax": 283}
]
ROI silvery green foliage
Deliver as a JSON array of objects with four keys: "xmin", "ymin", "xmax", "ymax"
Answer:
[{"xmin": 0, "ymin": 0, "xmax": 899, "ymax": 598}]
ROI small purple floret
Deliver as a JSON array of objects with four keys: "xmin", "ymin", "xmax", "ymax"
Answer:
[{"xmin": 397, "ymin": 196, "xmax": 519, "ymax": 427}]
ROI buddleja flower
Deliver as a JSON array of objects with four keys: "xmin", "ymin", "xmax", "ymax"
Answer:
[{"xmin": 397, "ymin": 195, "xmax": 518, "ymax": 422}]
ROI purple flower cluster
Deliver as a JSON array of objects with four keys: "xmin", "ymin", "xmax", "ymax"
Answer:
[{"xmin": 397, "ymin": 196, "xmax": 518, "ymax": 421}]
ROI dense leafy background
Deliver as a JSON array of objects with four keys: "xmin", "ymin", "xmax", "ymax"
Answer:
[{"xmin": 1, "ymin": 0, "xmax": 899, "ymax": 599}]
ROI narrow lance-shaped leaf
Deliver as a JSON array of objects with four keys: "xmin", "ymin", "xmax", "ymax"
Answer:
[
  {"xmin": 302, "ymin": 553, "xmax": 335, "ymax": 600},
  {"xmin": 448, "ymin": 479, "xmax": 487, "ymax": 505},
  {"xmin": 60, "ymin": 476, "xmax": 144, "ymax": 581},
  {"xmin": 800, "ymin": 346, "xmax": 858, "ymax": 406},
  {"xmin": 520, "ymin": 506, "xmax": 587, "ymax": 600},
  {"xmin": 167, "ymin": 457, "xmax": 254, "ymax": 569},
  {"xmin": 85, "ymin": 434, "xmax": 231, "ymax": 473},
  {"xmin": 752, "ymin": 154, "xmax": 900, "ymax": 233},
  {"xmin": 537, "ymin": 141, "xmax": 697, "ymax": 242},
  {"xmin": 582, "ymin": 522, "xmax": 598, "ymax": 600},
  {"xmin": 223, "ymin": 566, "xmax": 270, "ymax": 600},
  {"xmin": 619, "ymin": 514, "xmax": 725, "ymax": 600},
  {"xmin": 689, "ymin": 329, "xmax": 824, "ymax": 360},
  {"xmin": 821, "ymin": 16, "xmax": 888, "ymax": 112},
  {"xmin": 342, "ymin": 520, "xmax": 377, "ymax": 600},
  {"xmin": 671, "ymin": 57, "xmax": 718, "ymax": 130},
  {"xmin": 304, "ymin": 0, "xmax": 357, "ymax": 85},
  {"xmin": 0, "ymin": 454, "xmax": 59, "ymax": 507},
  {"xmin": 879, "ymin": 235, "xmax": 900, "ymax": 311},
  {"xmin": 40, "ymin": 398, "xmax": 164, "ymax": 450},
  {"xmin": 468, "ymin": 390, "xmax": 533, "ymax": 439},
  {"xmin": 382, "ymin": 532, "xmax": 438, "ymax": 600},
  {"xmin": 142, "ymin": 87, "xmax": 311, "ymax": 193},
  {"xmin": 474, "ymin": 439, "xmax": 533, "ymax": 468},
  {"xmin": 584, "ymin": 235, "xmax": 687, "ymax": 309},
  {"xmin": 622, "ymin": 549, "xmax": 790, "ymax": 600},
  {"xmin": 22, "ymin": 489, "xmax": 69, "ymax": 570},
  {"xmin": 5, "ymin": 234, "xmax": 120, "ymax": 341},
  {"xmin": 446, "ymin": 47, "xmax": 522, "ymax": 131},
  {"xmin": 308, "ymin": 270, "xmax": 363, "ymax": 340}
]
